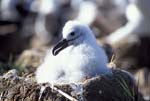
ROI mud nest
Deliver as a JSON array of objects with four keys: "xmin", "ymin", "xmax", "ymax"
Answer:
[{"xmin": 0, "ymin": 69, "xmax": 144, "ymax": 101}]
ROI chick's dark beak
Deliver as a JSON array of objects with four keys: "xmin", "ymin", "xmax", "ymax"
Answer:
[{"xmin": 52, "ymin": 39, "xmax": 69, "ymax": 56}]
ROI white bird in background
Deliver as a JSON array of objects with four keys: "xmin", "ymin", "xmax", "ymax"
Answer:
[
  {"xmin": 105, "ymin": 0, "xmax": 150, "ymax": 45},
  {"xmin": 76, "ymin": 1, "xmax": 97, "ymax": 25},
  {"xmin": 36, "ymin": 20, "xmax": 112, "ymax": 84}
]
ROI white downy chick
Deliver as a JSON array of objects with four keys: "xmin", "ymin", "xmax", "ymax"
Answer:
[{"xmin": 36, "ymin": 20, "xmax": 112, "ymax": 84}]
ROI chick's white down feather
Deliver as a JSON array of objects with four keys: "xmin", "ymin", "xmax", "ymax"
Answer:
[{"xmin": 36, "ymin": 20, "xmax": 111, "ymax": 84}]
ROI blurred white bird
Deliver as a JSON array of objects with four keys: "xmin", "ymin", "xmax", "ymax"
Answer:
[
  {"xmin": 105, "ymin": 0, "xmax": 150, "ymax": 45},
  {"xmin": 76, "ymin": 1, "xmax": 97, "ymax": 25},
  {"xmin": 36, "ymin": 20, "xmax": 112, "ymax": 84}
]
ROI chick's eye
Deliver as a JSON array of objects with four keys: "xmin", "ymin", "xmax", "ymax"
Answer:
[{"xmin": 70, "ymin": 32, "xmax": 75, "ymax": 36}]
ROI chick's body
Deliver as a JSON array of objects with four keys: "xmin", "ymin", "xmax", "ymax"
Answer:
[{"xmin": 36, "ymin": 21, "xmax": 111, "ymax": 84}]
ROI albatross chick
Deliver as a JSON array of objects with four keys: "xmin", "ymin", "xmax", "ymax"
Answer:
[{"xmin": 36, "ymin": 20, "xmax": 112, "ymax": 84}]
